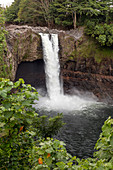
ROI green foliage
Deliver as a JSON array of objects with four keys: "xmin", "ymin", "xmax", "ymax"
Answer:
[
  {"xmin": 50, "ymin": 0, "xmax": 74, "ymax": 28},
  {"xmin": 28, "ymin": 117, "xmax": 113, "ymax": 169},
  {"xmin": 0, "ymin": 131, "xmax": 34, "ymax": 169},
  {"xmin": 5, "ymin": 0, "xmax": 113, "ymax": 29},
  {"xmin": 0, "ymin": 8, "xmax": 12, "ymax": 78},
  {"xmin": 70, "ymin": 35, "xmax": 113, "ymax": 64},
  {"xmin": 28, "ymin": 116, "xmax": 113, "ymax": 169},
  {"xmin": 30, "ymin": 137, "xmax": 72, "ymax": 169},
  {"xmin": 5, "ymin": 0, "xmax": 21, "ymax": 23},
  {"xmin": 94, "ymin": 117, "xmax": 113, "ymax": 162},
  {"xmin": 17, "ymin": 0, "xmax": 40, "ymax": 25},
  {"xmin": 0, "ymin": 78, "xmax": 64, "ymax": 169},
  {"xmin": 0, "ymin": 78, "xmax": 38, "ymax": 168},
  {"xmin": 33, "ymin": 113, "xmax": 65, "ymax": 138},
  {"xmin": 86, "ymin": 22, "xmax": 113, "ymax": 46},
  {"xmin": 5, "ymin": 0, "xmax": 53, "ymax": 26}
]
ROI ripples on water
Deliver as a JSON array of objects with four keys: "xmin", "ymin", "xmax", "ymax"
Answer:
[
  {"xmin": 35, "ymin": 89, "xmax": 113, "ymax": 159},
  {"xmin": 56, "ymin": 105, "xmax": 113, "ymax": 158}
]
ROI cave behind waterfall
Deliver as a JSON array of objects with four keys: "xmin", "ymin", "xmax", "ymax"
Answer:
[{"xmin": 15, "ymin": 59, "xmax": 46, "ymax": 89}]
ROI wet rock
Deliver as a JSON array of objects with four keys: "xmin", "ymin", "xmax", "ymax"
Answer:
[{"xmin": 61, "ymin": 69, "xmax": 113, "ymax": 103}]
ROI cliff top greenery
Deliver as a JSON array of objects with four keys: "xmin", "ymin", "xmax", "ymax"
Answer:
[
  {"xmin": 4, "ymin": 0, "xmax": 113, "ymax": 47},
  {"xmin": 4, "ymin": 0, "xmax": 113, "ymax": 28}
]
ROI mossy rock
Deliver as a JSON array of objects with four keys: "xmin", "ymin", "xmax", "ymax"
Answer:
[{"xmin": 70, "ymin": 36, "xmax": 113, "ymax": 63}]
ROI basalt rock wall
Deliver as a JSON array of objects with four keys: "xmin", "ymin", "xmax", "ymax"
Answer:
[
  {"xmin": 6, "ymin": 25, "xmax": 113, "ymax": 102},
  {"xmin": 6, "ymin": 25, "xmax": 43, "ymax": 80},
  {"xmin": 60, "ymin": 35, "xmax": 113, "ymax": 102}
]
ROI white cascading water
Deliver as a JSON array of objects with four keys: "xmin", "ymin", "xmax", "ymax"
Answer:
[
  {"xmin": 39, "ymin": 33, "xmax": 62, "ymax": 99},
  {"xmin": 36, "ymin": 33, "xmax": 98, "ymax": 112}
]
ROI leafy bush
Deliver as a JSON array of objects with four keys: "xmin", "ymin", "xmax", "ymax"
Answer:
[
  {"xmin": 0, "ymin": 78, "xmax": 64, "ymax": 169},
  {"xmin": 30, "ymin": 138, "xmax": 72, "ymax": 169},
  {"xmin": 85, "ymin": 20, "xmax": 96, "ymax": 35},
  {"xmin": 94, "ymin": 117, "xmax": 113, "ymax": 163},
  {"xmin": 0, "ymin": 8, "xmax": 12, "ymax": 78},
  {"xmin": 85, "ymin": 22, "xmax": 113, "ymax": 47},
  {"xmin": 33, "ymin": 114, "xmax": 64, "ymax": 139},
  {"xmin": 0, "ymin": 78, "xmax": 39, "ymax": 168}
]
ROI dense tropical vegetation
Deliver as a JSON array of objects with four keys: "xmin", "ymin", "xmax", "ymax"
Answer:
[{"xmin": 0, "ymin": 78, "xmax": 64, "ymax": 169}]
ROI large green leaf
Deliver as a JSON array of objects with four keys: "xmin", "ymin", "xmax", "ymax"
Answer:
[
  {"xmin": 56, "ymin": 162, "xmax": 66, "ymax": 169},
  {"xmin": 4, "ymin": 111, "xmax": 13, "ymax": 119},
  {"xmin": 3, "ymin": 102, "xmax": 12, "ymax": 109},
  {"xmin": 0, "ymin": 90, "xmax": 7, "ymax": 98},
  {"xmin": 26, "ymin": 118, "xmax": 33, "ymax": 124},
  {"xmin": 110, "ymin": 135, "xmax": 113, "ymax": 147},
  {"xmin": 44, "ymin": 157, "xmax": 52, "ymax": 166}
]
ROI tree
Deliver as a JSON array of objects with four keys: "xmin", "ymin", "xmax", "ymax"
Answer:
[
  {"xmin": 17, "ymin": 0, "xmax": 54, "ymax": 26},
  {"xmin": 5, "ymin": 0, "xmax": 21, "ymax": 23},
  {"xmin": 50, "ymin": 0, "xmax": 74, "ymax": 29},
  {"xmin": 50, "ymin": 0, "xmax": 103, "ymax": 29},
  {"xmin": 66, "ymin": 0, "xmax": 113, "ymax": 28},
  {"xmin": 4, "ymin": 0, "xmax": 113, "ymax": 28},
  {"xmin": 37, "ymin": 0, "xmax": 54, "ymax": 27},
  {"xmin": 18, "ymin": 0, "xmax": 39, "ymax": 25},
  {"xmin": 96, "ymin": 0, "xmax": 113, "ymax": 24},
  {"xmin": 71, "ymin": 0, "xmax": 101, "ymax": 28}
]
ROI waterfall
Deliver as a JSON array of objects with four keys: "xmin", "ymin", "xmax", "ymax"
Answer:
[
  {"xmin": 39, "ymin": 33, "xmax": 62, "ymax": 99},
  {"xmin": 36, "ymin": 33, "xmax": 97, "ymax": 112}
]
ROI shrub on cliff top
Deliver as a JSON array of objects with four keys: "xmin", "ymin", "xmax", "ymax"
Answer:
[{"xmin": 86, "ymin": 21, "xmax": 113, "ymax": 47}]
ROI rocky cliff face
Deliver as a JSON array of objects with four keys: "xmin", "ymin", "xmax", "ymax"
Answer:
[
  {"xmin": 60, "ymin": 36, "xmax": 113, "ymax": 102},
  {"xmin": 6, "ymin": 25, "xmax": 82, "ymax": 80},
  {"xmin": 6, "ymin": 25, "xmax": 43, "ymax": 80},
  {"xmin": 6, "ymin": 25, "xmax": 113, "ymax": 102}
]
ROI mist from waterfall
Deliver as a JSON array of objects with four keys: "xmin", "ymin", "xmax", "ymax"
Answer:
[{"xmin": 36, "ymin": 33, "xmax": 98, "ymax": 112}]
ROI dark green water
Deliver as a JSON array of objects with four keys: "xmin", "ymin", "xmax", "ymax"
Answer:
[{"xmin": 37, "ymin": 104, "xmax": 113, "ymax": 159}]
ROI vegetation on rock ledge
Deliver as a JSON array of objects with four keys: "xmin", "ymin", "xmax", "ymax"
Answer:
[
  {"xmin": 69, "ymin": 36, "xmax": 113, "ymax": 63},
  {"xmin": 0, "ymin": 8, "xmax": 12, "ymax": 79}
]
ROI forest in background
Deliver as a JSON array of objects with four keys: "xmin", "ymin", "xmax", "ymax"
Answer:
[
  {"xmin": 4, "ymin": 0, "xmax": 113, "ymax": 28},
  {"xmin": 4, "ymin": 0, "xmax": 113, "ymax": 47}
]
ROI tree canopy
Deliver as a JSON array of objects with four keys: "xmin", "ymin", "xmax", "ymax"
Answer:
[
  {"xmin": 5, "ymin": 0, "xmax": 113, "ymax": 28},
  {"xmin": 4, "ymin": 0, "xmax": 113, "ymax": 46}
]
